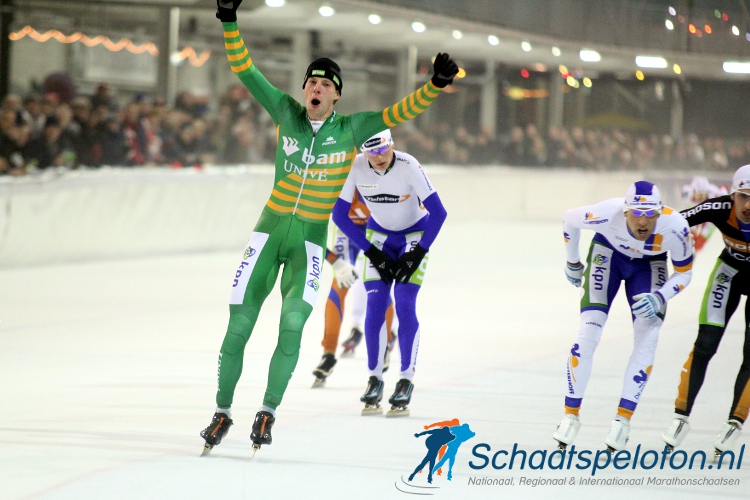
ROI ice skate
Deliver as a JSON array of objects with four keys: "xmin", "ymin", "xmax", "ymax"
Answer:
[
  {"xmin": 341, "ymin": 327, "xmax": 363, "ymax": 357},
  {"xmin": 713, "ymin": 419, "xmax": 742, "ymax": 460},
  {"xmin": 662, "ymin": 415, "xmax": 690, "ymax": 452},
  {"xmin": 360, "ymin": 376, "xmax": 384, "ymax": 415},
  {"xmin": 312, "ymin": 353, "xmax": 337, "ymax": 388},
  {"xmin": 605, "ymin": 419, "xmax": 630, "ymax": 453},
  {"xmin": 199, "ymin": 411, "xmax": 233, "ymax": 456},
  {"xmin": 386, "ymin": 378, "xmax": 413, "ymax": 418},
  {"xmin": 552, "ymin": 414, "xmax": 581, "ymax": 450},
  {"xmin": 250, "ymin": 410, "xmax": 275, "ymax": 454}
]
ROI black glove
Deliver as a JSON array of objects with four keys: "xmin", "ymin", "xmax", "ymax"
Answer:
[
  {"xmin": 431, "ymin": 53, "xmax": 459, "ymax": 88},
  {"xmin": 394, "ymin": 244, "xmax": 428, "ymax": 283},
  {"xmin": 216, "ymin": 0, "xmax": 242, "ymax": 22},
  {"xmin": 364, "ymin": 245, "xmax": 395, "ymax": 284}
]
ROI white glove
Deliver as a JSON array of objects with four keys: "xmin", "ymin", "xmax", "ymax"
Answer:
[
  {"xmin": 632, "ymin": 292, "xmax": 665, "ymax": 320},
  {"xmin": 565, "ymin": 262, "xmax": 585, "ymax": 287},
  {"xmin": 332, "ymin": 257, "xmax": 358, "ymax": 288}
]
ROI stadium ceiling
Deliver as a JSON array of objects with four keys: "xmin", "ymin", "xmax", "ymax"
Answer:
[{"xmin": 14, "ymin": 0, "xmax": 748, "ymax": 82}]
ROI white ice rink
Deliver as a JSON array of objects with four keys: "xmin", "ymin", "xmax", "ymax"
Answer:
[{"xmin": 2, "ymin": 204, "xmax": 748, "ymax": 499}]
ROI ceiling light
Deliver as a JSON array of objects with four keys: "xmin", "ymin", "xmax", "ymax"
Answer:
[
  {"xmin": 265, "ymin": 0, "xmax": 284, "ymax": 6},
  {"xmin": 732, "ymin": 25, "xmax": 740, "ymax": 35},
  {"xmin": 635, "ymin": 56, "xmax": 668, "ymax": 68},
  {"xmin": 551, "ymin": 46, "xmax": 561, "ymax": 56},
  {"xmin": 579, "ymin": 49, "xmax": 601, "ymax": 62},
  {"xmin": 723, "ymin": 61, "xmax": 750, "ymax": 73},
  {"xmin": 673, "ymin": 64, "xmax": 682, "ymax": 74},
  {"xmin": 488, "ymin": 35, "xmax": 499, "ymax": 46},
  {"xmin": 521, "ymin": 41, "xmax": 532, "ymax": 52},
  {"xmin": 583, "ymin": 77, "xmax": 592, "ymax": 87},
  {"xmin": 319, "ymin": 5, "xmax": 334, "ymax": 17},
  {"xmin": 636, "ymin": 70, "xmax": 645, "ymax": 80},
  {"xmin": 368, "ymin": 14, "xmax": 381, "ymax": 25},
  {"xmin": 412, "ymin": 22, "xmax": 425, "ymax": 33},
  {"xmin": 452, "ymin": 30, "xmax": 462, "ymax": 40},
  {"xmin": 665, "ymin": 19, "xmax": 674, "ymax": 30}
]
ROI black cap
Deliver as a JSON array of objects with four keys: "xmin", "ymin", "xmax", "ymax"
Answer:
[{"xmin": 303, "ymin": 57, "xmax": 342, "ymax": 94}]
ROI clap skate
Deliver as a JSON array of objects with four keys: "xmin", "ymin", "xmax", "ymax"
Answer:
[
  {"xmin": 662, "ymin": 415, "xmax": 690, "ymax": 453},
  {"xmin": 341, "ymin": 327, "xmax": 363, "ymax": 357},
  {"xmin": 552, "ymin": 414, "xmax": 580, "ymax": 450},
  {"xmin": 713, "ymin": 420, "xmax": 742, "ymax": 460},
  {"xmin": 605, "ymin": 419, "xmax": 630, "ymax": 454},
  {"xmin": 386, "ymin": 378, "xmax": 413, "ymax": 417},
  {"xmin": 312, "ymin": 353, "xmax": 337, "ymax": 388},
  {"xmin": 199, "ymin": 411, "xmax": 233, "ymax": 456},
  {"xmin": 250, "ymin": 410, "xmax": 275, "ymax": 456},
  {"xmin": 360, "ymin": 376, "xmax": 384, "ymax": 415}
]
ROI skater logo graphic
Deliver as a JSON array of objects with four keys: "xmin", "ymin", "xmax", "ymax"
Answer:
[
  {"xmin": 592, "ymin": 254, "xmax": 609, "ymax": 265},
  {"xmin": 716, "ymin": 273, "xmax": 731, "ymax": 285},
  {"xmin": 633, "ymin": 365, "xmax": 652, "ymax": 399},
  {"xmin": 395, "ymin": 419, "xmax": 476, "ymax": 495},
  {"xmin": 567, "ymin": 344, "xmax": 580, "ymax": 395},
  {"xmin": 243, "ymin": 246, "xmax": 256, "ymax": 260}
]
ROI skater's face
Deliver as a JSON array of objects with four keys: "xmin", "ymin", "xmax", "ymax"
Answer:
[
  {"xmin": 364, "ymin": 144, "xmax": 394, "ymax": 172},
  {"xmin": 732, "ymin": 189, "xmax": 750, "ymax": 224},
  {"xmin": 304, "ymin": 77, "xmax": 339, "ymax": 121},
  {"xmin": 625, "ymin": 208, "xmax": 660, "ymax": 241}
]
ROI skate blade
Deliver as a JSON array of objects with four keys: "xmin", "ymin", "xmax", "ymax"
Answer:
[
  {"xmin": 386, "ymin": 407, "xmax": 410, "ymax": 418},
  {"xmin": 555, "ymin": 441, "xmax": 567, "ymax": 450},
  {"xmin": 312, "ymin": 377, "xmax": 326, "ymax": 388},
  {"xmin": 361, "ymin": 405, "xmax": 383, "ymax": 416},
  {"xmin": 200, "ymin": 443, "xmax": 214, "ymax": 457},
  {"xmin": 340, "ymin": 349, "xmax": 355, "ymax": 358},
  {"xmin": 664, "ymin": 444, "xmax": 674, "ymax": 453}
]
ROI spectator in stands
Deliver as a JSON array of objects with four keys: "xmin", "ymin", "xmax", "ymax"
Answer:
[
  {"xmin": 22, "ymin": 115, "xmax": 73, "ymax": 169},
  {"xmin": 0, "ymin": 109, "xmax": 28, "ymax": 175}
]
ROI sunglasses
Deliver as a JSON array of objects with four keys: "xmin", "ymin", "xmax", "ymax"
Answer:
[
  {"xmin": 364, "ymin": 145, "xmax": 390, "ymax": 156},
  {"xmin": 628, "ymin": 208, "xmax": 661, "ymax": 218}
]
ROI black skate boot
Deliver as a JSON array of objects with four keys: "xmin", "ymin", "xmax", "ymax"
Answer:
[
  {"xmin": 200, "ymin": 411, "xmax": 233, "ymax": 456},
  {"xmin": 312, "ymin": 353, "xmax": 337, "ymax": 388},
  {"xmin": 360, "ymin": 375, "xmax": 384, "ymax": 416},
  {"xmin": 386, "ymin": 378, "xmax": 414, "ymax": 418},
  {"xmin": 341, "ymin": 327, "xmax": 363, "ymax": 357},
  {"xmin": 250, "ymin": 411, "xmax": 275, "ymax": 453}
]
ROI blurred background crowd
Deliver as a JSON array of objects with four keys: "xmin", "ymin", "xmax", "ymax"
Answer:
[{"xmin": 1, "ymin": 83, "xmax": 743, "ymax": 177}]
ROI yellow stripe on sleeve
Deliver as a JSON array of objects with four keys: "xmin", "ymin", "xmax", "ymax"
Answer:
[
  {"xmin": 227, "ymin": 48, "xmax": 248, "ymax": 62},
  {"xmin": 674, "ymin": 263, "xmax": 693, "ymax": 272}
]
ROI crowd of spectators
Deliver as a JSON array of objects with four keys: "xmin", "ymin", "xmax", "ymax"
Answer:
[{"xmin": 1, "ymin": 82, "xmax": 748, "ymax": 176}]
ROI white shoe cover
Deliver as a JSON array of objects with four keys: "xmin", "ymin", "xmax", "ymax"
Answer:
[{"xmin": 553, "ymin": 414, "xmax": 581, "ymax": 445}]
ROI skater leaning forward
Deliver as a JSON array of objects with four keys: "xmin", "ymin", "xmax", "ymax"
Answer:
[
  {"xmin": 553, "ymin": 181, "xmax": 693, "ymax": 452},
  {"xmin": 311, "ymin": 193, "xmax": 398, "ymax": 388},
  {"xmin": 200, "ymin": 0, "xmax": 458, "ymax": 454},
  {"xmin": 332, "ymin": 129, "xmax": 448, "ymax": 417},
  {"xmin": 662, "ymin": 165, "xmax": 750, "ymax": 457}
]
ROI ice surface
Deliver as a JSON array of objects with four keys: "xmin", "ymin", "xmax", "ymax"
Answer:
[{"xmin": 1, "ymin": 220, "xmax": 747, "ymax": 499}]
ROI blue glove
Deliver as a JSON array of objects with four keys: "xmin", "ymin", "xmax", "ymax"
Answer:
[
  {"xmin": 632, "ymin": 292, "xmax": 665, "ymax": 319},
  {"xmin": 565, "ymin": 262, "xmax": 585, "ymax": 287}
]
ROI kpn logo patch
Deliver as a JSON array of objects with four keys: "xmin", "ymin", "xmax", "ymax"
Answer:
[
  {"xmin": 592, "ymin": 254, "xmax": 609, "ymax": 265},
  {"xmin": 395, "ymin": 418, "xmax": 476, "ymax": 495}
]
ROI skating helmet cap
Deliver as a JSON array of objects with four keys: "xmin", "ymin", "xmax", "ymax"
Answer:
[
  {"xmin": 732, "ymin": 164, "xmax": 750, "ymax": 193},
  {"xmin": 361, "ymin": 129, "xmax": 394, "ymax": 152},
  {"xmin": 691, "ymin": 175, "xmax": 710, "ymax": 194},
  {"xmin": 303, "ymin": 57, "xmax": 343, "ymax": 94},
  {"xmin": 624, "ymin": 181, "xmax": 662, "ymax": 210}
]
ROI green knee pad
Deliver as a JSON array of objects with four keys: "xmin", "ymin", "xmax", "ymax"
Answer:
[
  {"xmin": 221, "ymin": 308, "xmax": 257, "ymax": 355},
  {"xmin": 278, "ymin": 311, "xmax": 305, "ymax": 356}
]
